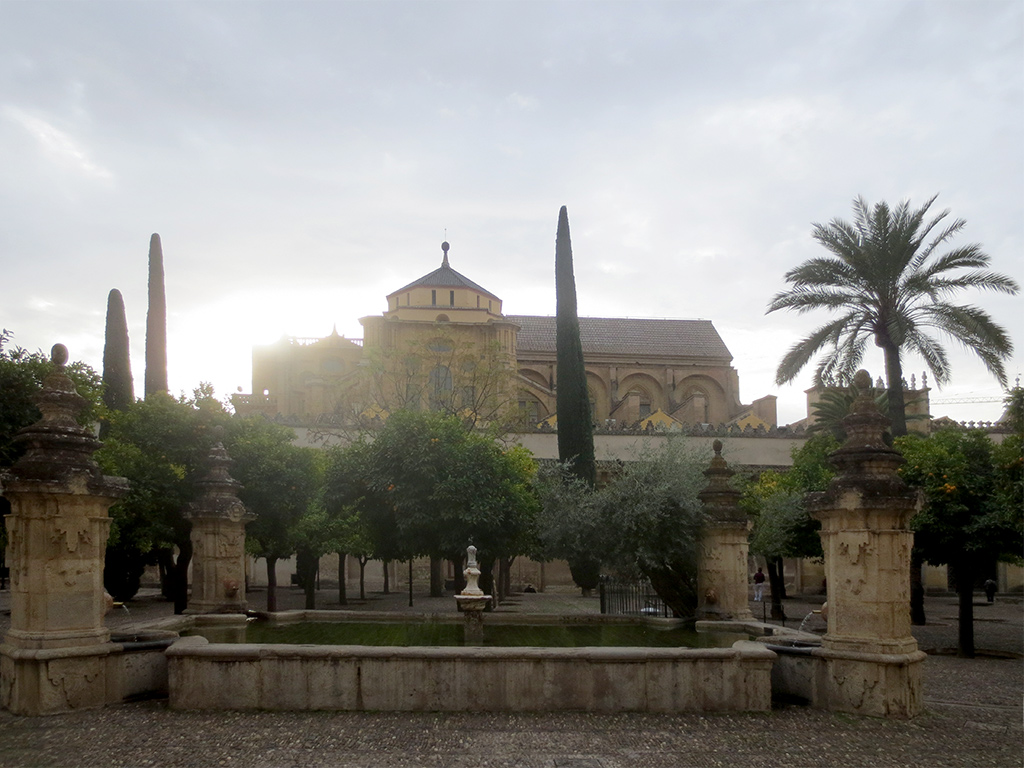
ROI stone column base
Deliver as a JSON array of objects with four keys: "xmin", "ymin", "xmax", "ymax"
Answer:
[
  {"xmin": 1, "ymin": 642, "xmax": 116, "ymax": 716},
  {"xmin": 811, "ymin": 645, "xmax": 926, "ymax": 718}
]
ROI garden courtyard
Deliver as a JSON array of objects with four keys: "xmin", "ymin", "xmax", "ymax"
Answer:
[{"xmin": 0, "ymin": 586, "xmax": 1020, "ymax": 768}]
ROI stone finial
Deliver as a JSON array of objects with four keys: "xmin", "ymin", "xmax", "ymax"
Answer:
[
  {"xmin": 441, "ymin": 240, "xmax": 450, "ymax": 267},
  {"xmin": 4, "ymin": 345, "xmax": 126, "ymax": 492},
  {"xmin": 51, "ymin": 343, "xmax": 69, "ymax": 368},
  {"xmin": 818, "ymin": 369, "xmax": 909, "ymax": 492},
  {"xmin": 698, "ymin": 439, "xmax": 744, "ymax": 523},
  {"xmin": 184, "ymin": 435, "xmax": 248, "ymax": 522}
]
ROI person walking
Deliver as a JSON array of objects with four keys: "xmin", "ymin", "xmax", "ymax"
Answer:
[{"xmin": 753, "ymin": 567, "xmax": 766, "ymax": 602}]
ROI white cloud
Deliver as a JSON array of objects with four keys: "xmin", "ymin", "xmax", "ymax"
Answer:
[
  {"xmin": 505, "ymin": 92, "xmax": 539, "ymax": 111},
  {"xmin": 2, "ymin": 105, "xmax": 113, "ymax": 181}
]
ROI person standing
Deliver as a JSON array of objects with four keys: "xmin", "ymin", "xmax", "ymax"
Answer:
[{"xmin": 753, "ymin": 567, "xmax": 766, "ymax": 602}]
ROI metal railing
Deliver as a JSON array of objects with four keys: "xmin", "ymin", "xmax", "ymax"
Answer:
[{"xmin": 598, "ymin": 577, "xmax": 671, "ymax": 618}]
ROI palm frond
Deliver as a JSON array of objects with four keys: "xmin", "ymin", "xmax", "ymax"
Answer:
[
  {"xmin": 771, "ymin": 194, "xmax": 1019, "ymax": 405},
  {"xmin": 767, "ymin": 287, "xmax": 869, "ymax": 314},
  {"xmin": 901, "ymin": 326, "xmax": 951, "ymax": 386},
  {"xmin": 774, "ymin": 313, "xmax": 862, "ymax": 385},
  {"xmin": 918, "ymin": 303, "xmax": 1014, "ymax": 386}
]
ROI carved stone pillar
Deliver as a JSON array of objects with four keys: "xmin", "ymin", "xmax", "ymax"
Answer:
[
  {"xmin": 806, "ymin": 370, "xmax": 925, "ymax": 718},
  {"xmin": 0, "ymin": 345, "xmax": 128, "ymax": 715},
  {"xmin": 182, "ymin": 435, "xmax": 254, "ymax": 614},
  {"xmin": 697, "ymin": 440, "xmax": 751, "ymax": 620}
]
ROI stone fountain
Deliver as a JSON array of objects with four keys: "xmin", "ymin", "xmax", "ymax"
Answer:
[
  {"xmin": 0, "ymin": 345, "xmax": 129, "ymax": 715},
  {"xmin": 453, "ymin": 545, "xmax": 492, "ymax": 644}
]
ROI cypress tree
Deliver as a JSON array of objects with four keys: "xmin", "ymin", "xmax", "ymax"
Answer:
[
  {"xmin": 145, "ymin": 233, "xmax": 168, "ymax": 397},
  {"xmin": 102, "ymin": 288, "xmax": 134, "ymax": 412},
  {"xmin": 555, "ymin": 206, "xmax": 596, "ymax": 486},
  {"xmin": 555, "ymin": 207, "xmax": 600, "ymax": 593}
]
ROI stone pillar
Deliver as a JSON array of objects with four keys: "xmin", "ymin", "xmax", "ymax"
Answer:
[
  {"xmin": 0, "ymin": 345, "xmax": 128, "ymax": 715},
  {"xmin": 182, "ymin": 434, "xmax": 254, "ymax": 614},
  {"xmin": 806, "ymin": 370, "xmax": 925, "ymax": 718},
  {"xmin": 697, "ymin": 440, "xmax": 752, "ymax": 620}
]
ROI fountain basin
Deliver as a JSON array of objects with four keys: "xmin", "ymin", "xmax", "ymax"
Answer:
[{"xmin": 166, "ymin": 611, "xmax": 775, "ymax": 713}]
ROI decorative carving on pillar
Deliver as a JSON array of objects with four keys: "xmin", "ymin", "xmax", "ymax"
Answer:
[
  {"xmin": 806, "ymin": 369, "xmax": 925, "ymax": 718},
  {"xmin": 697, "ymin": 440, "xmax": 751, "ymax": 620},
  {"xmin": 0, "ymin": 345, "xmax": 128, "ymax": 715},
  {"xmin": 182, "ymin": 432, "xmax": 254, "ymax": 614}
]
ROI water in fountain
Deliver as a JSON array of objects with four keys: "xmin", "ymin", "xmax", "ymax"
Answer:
[{"xmin": 114, "ymin": 602, "xmax": 138, "ymax": 642}]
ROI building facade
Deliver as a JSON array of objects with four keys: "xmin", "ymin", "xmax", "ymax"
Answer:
[{"xmin": 233, "ymin": 243, "xmax": 775, "ymax": 430}]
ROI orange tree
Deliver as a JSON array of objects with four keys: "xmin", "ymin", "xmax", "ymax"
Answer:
[
  {"xmin": 897, "ymin": 427, "xmax": 1022, "ymax": 657},
  {"xmin": 324, "ymin": 411, "xmax": 537, "ymax": 598}
]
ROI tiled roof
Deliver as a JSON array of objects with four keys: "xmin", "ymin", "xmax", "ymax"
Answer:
[
  {"xmin": 391, "ymin": 261, "xmax": 499, "ymax": 300},
  {"xmin": 507, "ymin": 316, "xmax": 733, "ymax": 361}
]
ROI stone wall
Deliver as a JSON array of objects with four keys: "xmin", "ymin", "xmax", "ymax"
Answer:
[{"xmin": 167, "ymin": 636, "xmax": 774, "ymax": 713}]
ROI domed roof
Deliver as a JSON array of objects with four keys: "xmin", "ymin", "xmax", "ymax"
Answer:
[{"xmin": 389, "ymin": 242, "xmax": 500, "ymax": 301}]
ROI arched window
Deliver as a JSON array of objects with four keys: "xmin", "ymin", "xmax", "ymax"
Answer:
[{"xmin": 429, "ymin": 365, "xmax": 453, "ymax": 410}]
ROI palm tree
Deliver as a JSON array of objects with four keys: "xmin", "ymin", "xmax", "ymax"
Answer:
[{"xmin": 769, "ymin": 195, "xmax": 1018, "ymax": 437}]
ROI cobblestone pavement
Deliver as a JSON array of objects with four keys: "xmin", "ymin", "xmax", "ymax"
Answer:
[{"xmin": 1, "ymin": 588, "xmax": 1021, "ymax": 768}]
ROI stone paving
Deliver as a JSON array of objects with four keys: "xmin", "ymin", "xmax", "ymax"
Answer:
[{"xmin": 1, "ymin": 587, "xmax": 1021, "ymax": 768}]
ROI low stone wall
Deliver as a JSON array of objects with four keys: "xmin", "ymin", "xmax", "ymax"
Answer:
[{"xmin": 167, "ymin": 636, "xmax": 775, "ymax": 713}]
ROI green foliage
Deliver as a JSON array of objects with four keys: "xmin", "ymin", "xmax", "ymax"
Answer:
[
  {"xmin": 96, "ymin": 390, "xmax": 228, "ymax": 600},
  {"xmin": 0, "ymin": 330, "xmax": 103, "ymax": 468},
  {"xmin": 808, "ymin": 386, "xmax": 925, "ymax": 442},
  {"xmin": 769, "ymin": 195, "xmax": 1018, "ymax": 436},
  {"xmin": 898, "ymin": 428, "xmax": 1022, "ymax": 569},
  {"xmin": 741, "ymin": 434, "xmax": 837, "ymax": 560},
  {"xmin": 993, "ymin": 387, "xmax": 1023, "ymax": 537},
  {"xmin": 102, "ymin": 289, "xmax": 135, "ymax": 412},
  {"xmin": 324, "ymin": 411, "xmax": 537, "ymax": 567},
  {"xmin": 225, "ymin": 416, "xmax": 323, "ymax": 564},
  {"xmin": 532, "ymin": 463, "xmax": 603, "ymax": 588},
  {"xmin": 144, "ymin": 233, "xmax": 168, "ymax": 397},
  {"xmin": 535, "ymin": 437, "xmax": 710, "ymax": 614},
  {"xmin": 554, "ymin": 206, "xmax": 596, "ymax": 487}
]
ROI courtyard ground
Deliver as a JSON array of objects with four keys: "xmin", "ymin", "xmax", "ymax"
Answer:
[{"xmin": 0, "ymin": 587, "xmax": 1020, "ymax": 768}]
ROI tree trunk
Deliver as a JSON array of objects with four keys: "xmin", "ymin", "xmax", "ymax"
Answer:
[
  {"xmin": 408, "ymin": 559, "xmax": 414, "ymax": 608},
  {"xmin": 499, "ymin": 557, "xmax": 513, "ymax": 598},
  {"xmin": 881, "ymin": 340, "xmax": 907, "ymax": 437},
  {"xmin": 337, "ymin": 553, "xmax": 348, "ymax": 605},
  {"xmin": 266, "ymin": 556, "xmax": 278, "ymax": 613},
  {"xmin": 910, "ymin": 548, "xmax": 926, "ymax": 625},
  {"xmin": 382, "ymin": 560, "xmax": 390, "ymax": 594},
  {"xmin": 296, "ymin": 549, "xmax": 317, "ymax": 609},
  {"xmin": 450, "ymin": 557, "xmax": 466, "ymax": 594},
  {"xmin": 358, "ymin": 557, "xmax": 367, "ymax": 600},
  {"xmin": 644, "ymin": 563, "xmax": 698, "ymax": 619},
  {"xmin": 429, "ymin": 556, "xmax": 444, "ymax": 597},
  {"xmin": 953, "ymin": 560, "xmax": 976, "ymax": 658},
  {"xmin": 766, "ymin": 556, "xmax": 786, "ymax": 621},
  {"xmin": 479, "ymin": 555, "xmax": 496, "ymax": 606}
]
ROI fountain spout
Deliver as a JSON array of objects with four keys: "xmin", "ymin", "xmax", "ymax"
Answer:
[{"xmin": 454, "ymin": 544, "xmax": 492, "ymax": 644}]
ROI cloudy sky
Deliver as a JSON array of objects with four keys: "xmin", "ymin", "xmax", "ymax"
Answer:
[{"xmin": 2, "ymin": 1, "xmax": 1021, "ymax": 426}]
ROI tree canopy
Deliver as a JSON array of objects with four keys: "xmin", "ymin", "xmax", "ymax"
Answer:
[
  {"xmin": 324, "ymin": 410, "xmax": 537, "ymax": 579},
  {"xmin": 768, "ymin": 195, "xmax": 1018, "ymax": 436},
  {"xmin": 897, "ymin": 427, "xmax": 1022, "ymax": 656},
  {"xmin": 535, "ymin": 437, "xmax": 711, "ymax": 616},
  {"xmin": 0, "ymin": 331, "xmax": 103, "ymax": 468}
]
